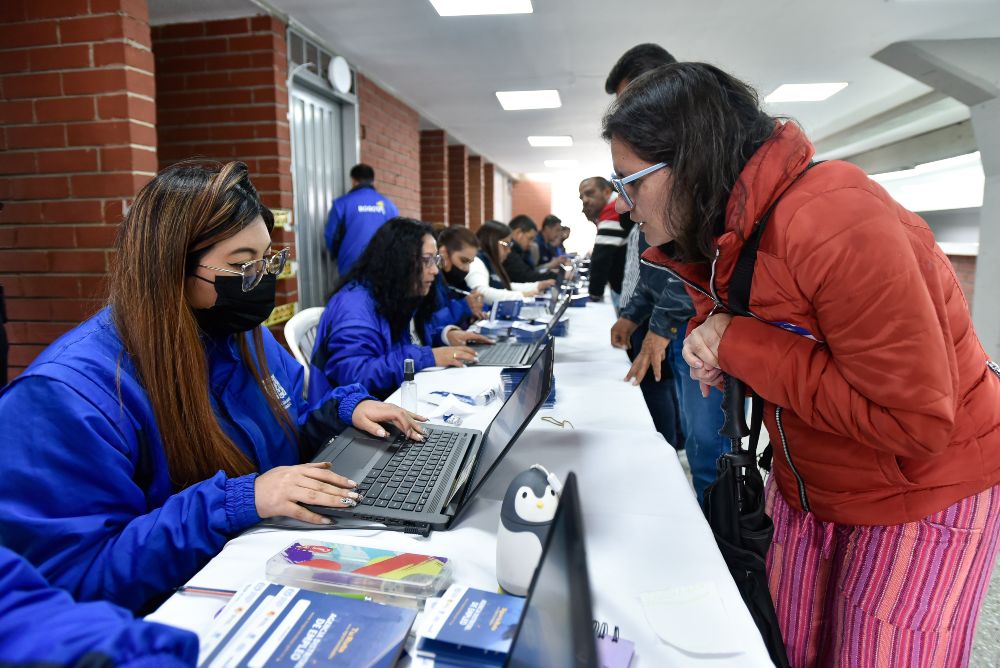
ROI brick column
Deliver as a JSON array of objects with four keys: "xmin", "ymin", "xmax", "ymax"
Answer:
[
  {"xmin": 483, "ymin": 162, "xmax": 495, "ymax": 221},
  {"xmin": 357, "ymin": 74, "xmax": 420, "ymax": 218},
  {"xmin": 0, "ymin": 0, "xmax": 157, "ymax": 378},
  {"xmin": 467, "ymin": 155, "xmax": 484, "ymax": 231},
  {"xmin": 152, "ymin": 15, "xmax": 297, "ymax": 332},
  {"xmin": 447, "ymin": 144, "xmax": 468, "ymax": 227},
  {"xmin": 948, "ymin": 255, "xmax": 976, "ymax": 304},
  {"xmin": 419, "ymin": 129, "xmax": 448, "ymax": 226}
]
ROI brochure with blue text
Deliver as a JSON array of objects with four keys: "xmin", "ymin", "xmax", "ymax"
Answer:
[{"xmin": 415, "ymin": 584, "xmax": 525, "ymax": 667}]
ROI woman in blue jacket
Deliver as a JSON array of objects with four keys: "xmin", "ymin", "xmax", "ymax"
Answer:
[
  {"xmin": 311, "ymin": 217, "xmax": 492, "ymax": 400},
  {"xmin": 0, "ymin": 162, "xmax": 424, "ymax": 613},
  {"xmin": 0, "ymin": 546, "xmax": 197, "ymax": 667}
]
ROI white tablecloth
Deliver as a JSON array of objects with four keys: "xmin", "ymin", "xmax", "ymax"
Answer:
[{"xmin": 149, "ymin": 302, "xmax": 773, "ymax": 666}]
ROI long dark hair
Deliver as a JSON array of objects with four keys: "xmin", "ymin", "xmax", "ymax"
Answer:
[
  {"xmin": 110, "ymin": 161, "xmax": 294, "ymax": 488},
  {"xmin": 337, "ymin": 217, "xmax": 437, "ymax": 343},
  {"xmin": 602, "ymin": 62, "xmax": 777, "ymax": 263},
  {"xmin": 476, "ymin": 220, "xmax": 513, "ymax": 288}
]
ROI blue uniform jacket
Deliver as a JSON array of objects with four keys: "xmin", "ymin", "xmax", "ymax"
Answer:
[
  {"xmin": 535, "ymin": 231, "xmax": 564, "ymax": 266},
  {"xmin": 0, "ymin": 545, "xmax": 197, "ymax": 667},
  {"xmin": 324, "ymin": 184, "xmax": 400, "ymax": 274},
  {"xmin": 0, "ymin": 307, "xmax": 371, "ymax": 612},
  {"xmin": 310, "ymin": 282, "xmax": 441, "ymax": 402},
  {"xmin": 431, "ymin": 274, "xmax": 472, "ymax": 331}
]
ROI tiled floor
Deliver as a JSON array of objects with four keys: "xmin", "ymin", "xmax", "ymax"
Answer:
[{"xmin": 675, "ymin": 450, "xmax": 1000, "ymax": 666}]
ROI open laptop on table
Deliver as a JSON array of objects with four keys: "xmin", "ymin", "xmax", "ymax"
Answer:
[
  {"xmin": 309, "ymin": 340, "xmax": 554, "ymax": 532},
  {"xmin": 506, "ymin": 472, "xmax": 599, "ymax": 668},
  {"xmin": 472, "ymin": 295, "xmax": 569, "ymax": 367}
]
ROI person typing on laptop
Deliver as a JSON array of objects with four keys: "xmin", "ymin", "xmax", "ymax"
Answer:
[
  {"xmin": 465, "ymin": 220, "xmax": 554, "ymax": 306},
  {"xmin": 310, "ymin": 218, "xmax": 493, "ymax": 401},
  {"xmin": 0, "ymin": 162, "xmax": 424, "ymax": 614}
]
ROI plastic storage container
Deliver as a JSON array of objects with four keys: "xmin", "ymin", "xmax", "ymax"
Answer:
[{"xmin": 266, "ymin": 541, "xmax": 452, "ymax": 609}]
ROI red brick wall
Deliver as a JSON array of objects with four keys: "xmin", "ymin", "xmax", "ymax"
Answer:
[
  {"xmin": 483, "ymin": 162, "xmax": 495, "ymax": 221},
  {"xmin": 0, "ymin": 0, "xmax": 156, "ymax": 378},
  {"xmin": 420, "ymin": 129, "xmax": 447, "ymax": 225},
  {"xmin": 468, "ymin": 155, "xmax": 484, "ymax": 231},
  {"xmin": 511, "ymin": 180, "xmax": 552, "ymax": 228},
  {"xmin": 152, "ymin": 15, "xmax": 297, "ymax": 327},
  {"xmin": 948, "ymin": 255, "xmax": 976, "ymax": 305},
  {"xmin": 448, "ymin": 144, "xmax": 468, "ymax": 227},
  {"xmin": 357, "ymin": 74, "xmax": 420, "ymax": 218}
]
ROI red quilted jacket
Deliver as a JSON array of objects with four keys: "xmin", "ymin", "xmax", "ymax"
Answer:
[{"xmin": 643, "ymin": 122, "xmax": 1000, "ymax": 525}]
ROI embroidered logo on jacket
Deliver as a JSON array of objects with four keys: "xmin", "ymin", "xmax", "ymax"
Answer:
[{"xmin": 270, "ymin": 374, "xmax": 293, "ymax": 409}]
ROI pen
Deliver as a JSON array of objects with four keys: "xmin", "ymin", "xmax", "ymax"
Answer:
[{"xmin": 175, "ymin": 585, "xmax": 237, "ymax": 598}]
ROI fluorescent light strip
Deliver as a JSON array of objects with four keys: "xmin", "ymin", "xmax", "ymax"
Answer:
[
  {"xmin": 544, "ymin": 160, "xmax": 578, "ymax": 168},
  {"xmin": 496, "ymin": 90, "xmax": 561, "ymax": 111},
  {"xmin": 528, "ymin": 135, "xmax": 573, "ymax": 147},
  {"xmin": 429, "ymin": 0, "xmax": 532, "ymax": 16},
  {"xmin": 765, "ymin": 82, "xmax": 848, "ymax": 103}
]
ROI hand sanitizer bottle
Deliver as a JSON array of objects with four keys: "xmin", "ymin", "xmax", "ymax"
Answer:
[{"xmin": 401, "ymin": 358, "xmax": 417, "ymax": 413}]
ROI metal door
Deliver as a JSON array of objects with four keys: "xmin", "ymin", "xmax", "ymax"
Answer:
[{"xmin": 290, "ymin": 84, "xmax": 344, "ymax": 308}]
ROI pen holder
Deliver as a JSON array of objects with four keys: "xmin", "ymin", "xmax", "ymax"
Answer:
[{"xmin": 496, "ymin": 465, "xmax": 562, "ymax": 596}]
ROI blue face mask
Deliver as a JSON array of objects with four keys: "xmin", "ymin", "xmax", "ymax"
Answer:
[{"xmin": 193, "ymin": 274, "xmax": 276, "ymax": 338}]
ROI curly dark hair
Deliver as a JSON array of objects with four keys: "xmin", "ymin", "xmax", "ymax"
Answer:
[
  {"xmin": 336, "ymin": 217, "xmax": 438, "ymax": 343},
  {"xmin": 602, "ymin": 62, "xmax": 777, "ymax": 263}
]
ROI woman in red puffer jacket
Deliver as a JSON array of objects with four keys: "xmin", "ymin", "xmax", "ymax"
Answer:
[{"xmin": 603, "ymin": 62, "xmax": 1000, "ymax": 667}]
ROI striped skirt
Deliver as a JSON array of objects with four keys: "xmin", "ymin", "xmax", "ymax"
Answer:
[{"xmin": 765, "ymin": 479, "xmax": 1000, "ymax": 667}]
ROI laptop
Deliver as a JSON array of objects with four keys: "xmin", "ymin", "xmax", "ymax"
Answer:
[
  {"xmin": 472, "ymin": 296, "xmax": 569, "ymax": 367},
  {"xmin": 506, "ymin": 473, "xmax": 599, "ymax": 668},
  {"xmin": 309, "ymin": 340, "xmax": 554, "ymax": 531}
]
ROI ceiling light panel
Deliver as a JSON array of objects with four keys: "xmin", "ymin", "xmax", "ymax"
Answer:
[
  {"xmin": 496, "ymin": 90, "xmax": 561, "ymax": 110},
  {"xmin": 765, "ymin": 83, "xmax": 848, "ymax": 103},
  {"xmin": 429, "ymin": 0, "xmax": 533, "ymax": 16},
  {"xmin": 544, "ymin": 159, "xmax": 578, "ymax": 168},
  {"xmin": 528, "ymin": 135, "xmax": 573, "ymax": 147}
]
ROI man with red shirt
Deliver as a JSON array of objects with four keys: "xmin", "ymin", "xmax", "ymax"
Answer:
[{"xmin": 579, "ymin": 177, "xmax": 627, "ymax": 306}]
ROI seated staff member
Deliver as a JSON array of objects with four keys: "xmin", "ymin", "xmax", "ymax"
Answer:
[
  {"xmin": 0, "ymin": 162, "xmax": 423, "ymax": 613},
  {"xmin": 467, "ymin": 220, "xmax": 554, "ymax": 305},
  {"xmin": 503, "ymin": 215, "xmax": 558, "ymax": 284},
  {"xmin": 437, "ymin": 226, "xmax": 485, "ymax": 323},
  {"xmin": 536, "ymin": 214, "xmax": 566, "ymax": 266},
  {"xmin": 311, "ymin": 217, "xmax": 492, "ymax": 401},
  {"xmin": 0, "ymin": 546, "xmax": 197, "ymax": 667}
]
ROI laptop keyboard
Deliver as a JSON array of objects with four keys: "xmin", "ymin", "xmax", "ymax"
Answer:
[
  {"xmin": 477, "ymin": 343, "xmax": 530, "ymax": 366},
  {"xmin": 356, "ymin": 428, "xmax": 461, "ymax": 513}
]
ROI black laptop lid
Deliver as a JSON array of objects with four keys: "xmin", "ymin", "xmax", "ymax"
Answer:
[
  {"xmin": 506, "ymin": 473, "xmax": 598, "ymax": 667},
  {"xmin": 454, "ymin": 339, "xmax": 553, "ymax": 515}
]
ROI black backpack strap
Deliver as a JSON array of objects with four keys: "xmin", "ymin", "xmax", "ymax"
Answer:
[{"xmin": 727, "ymin": 161, "xmax": 822, "ymax": 316}]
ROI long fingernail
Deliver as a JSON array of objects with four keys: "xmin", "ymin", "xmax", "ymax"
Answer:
[
  {"xmin": 694, "ymin": 361, "xmax": 703, "ymax": 368},
  {"xmin": 322, "ymin": 517, "xmax": 333, "ymax": 524},
  {"xmin": 341, "ymin": 498, "xmax": 356, "ymax": 507},
  {"xmin": 349, "ymin": 491, "xmax": 361, "ymax": 500},
  {"xmin": 377, "ymin": 429, "xmax": 387, "ymax": 438},
  {"xmin": 348, "ymin": 479, "xmax": 357, "ymax": 487}
]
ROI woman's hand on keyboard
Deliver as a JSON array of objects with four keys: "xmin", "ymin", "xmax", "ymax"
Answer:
[
  {"xmin": 254, "ymin": 462, "xmax": 360, "ymax": 524},
  {"xmin": 433, "ymin": 346, "xmax": 477, "ymax": 367},
  {"xmin": 352, "ymin": 400, "xmax": 428, "ymax": 441},
  {"xmin": 446, "ymin": 329, "xmax": 493, "ymax": 346}
]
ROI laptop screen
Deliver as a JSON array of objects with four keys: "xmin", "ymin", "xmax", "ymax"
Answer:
[
  {"xmin": 506, "ymin": 473, "xmax": 598, "ymax": 667},
  {"xmin": 459, "ymin": 340, "xmax": 553, "ymax": 507}
]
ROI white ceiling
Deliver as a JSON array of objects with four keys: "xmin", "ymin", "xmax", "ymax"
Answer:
[{"xmin": 149, "ymin": 0, "xmax": 1000, "ymax": 178}]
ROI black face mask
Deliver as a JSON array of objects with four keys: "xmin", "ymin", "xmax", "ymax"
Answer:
[
  {"xmin": 443, "ymin": 266, "xmax": 469, "ymax": 287},
  {"xmin": 194, "ymin": 274, "xmax": 276, "ymax": 338}
]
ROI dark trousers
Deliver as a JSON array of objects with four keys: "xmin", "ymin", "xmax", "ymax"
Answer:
[
  {"xmin": 628, "ymin": 323, "xmax": 684, "ymax": 449},
  {"xmin": 590, "ymin": 245, "xmax": 626, "ymax": 299}
]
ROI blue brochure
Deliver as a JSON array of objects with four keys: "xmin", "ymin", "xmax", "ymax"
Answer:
[
  {"xmin": 198, "ymin": 581, "xmax": 416, "ymax": 667},
  {"xmin": 416, "ymin": 584, "xmax": 525, "ymax": 667}
]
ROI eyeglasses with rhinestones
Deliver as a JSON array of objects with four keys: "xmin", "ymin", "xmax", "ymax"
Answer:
[{"xmin": 199, "ymin": 247, "xmax": 290, "ymax": 292}]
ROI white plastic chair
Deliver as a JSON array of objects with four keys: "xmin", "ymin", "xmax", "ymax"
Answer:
[{"xmin": 283, "ymin": 306, "xmax": 325, "ymax": 394}]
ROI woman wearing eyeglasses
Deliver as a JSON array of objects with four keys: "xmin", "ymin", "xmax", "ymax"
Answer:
[
  {"xmin": 311, "ymin": 217, "xmax": 492, "ymax": 401},
  {"xmin": 0, "ymin": 162, "xmax": 424, "ymax": 613},
  {"xmin": 466, "ymin": 220, "xmax": 554, "ymax": 306},
  {"xmin": 604, "ymin": 63, "xmax": 1000, "ymax": 665}
]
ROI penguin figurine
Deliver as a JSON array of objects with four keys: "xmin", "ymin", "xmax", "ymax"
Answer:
[{"xmin": 496, "ymin": 464, "xmax": 562, "ymax": 596}]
